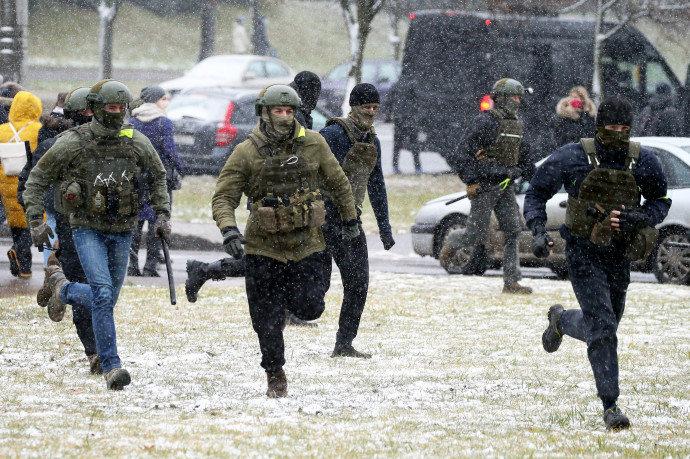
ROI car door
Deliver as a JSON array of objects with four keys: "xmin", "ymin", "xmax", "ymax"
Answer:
[{"xmin": 243, "ymin": 60, "xmax": 268, "ymax": 88}]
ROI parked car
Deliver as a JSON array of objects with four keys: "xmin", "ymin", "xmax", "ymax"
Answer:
[
  {"xmin": 160, "ymin": 55, "xmax": 295, "ymax": 96},
  {"xmin": 319, "ymin": 59, "xmax": 401, "ymax": 119},
  {"xmin": 167, "ymin": 88, "xmax": 332, "ymax": 175},
  {"xmin": 398, "ymin": 10, "xmax": 690, "ymax": 163},
  {"xmin": 411, "ymin": 137, "xmax": 690, "ymax": 284}
]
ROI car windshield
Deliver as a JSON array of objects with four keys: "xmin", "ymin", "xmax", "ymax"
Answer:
[
  {"xmin": 186, "ymin": 58, "xmax": 244, "ymax": 79},
  {"xmin": 325, "ymin": 62, "xmax": 378, "ymax": 82},
  {"xmin": 167, "ymin": 94, "xmax": 229, "ymax": 122}
]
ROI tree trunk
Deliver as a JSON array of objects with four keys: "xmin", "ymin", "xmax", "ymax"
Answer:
[
  {"xmin": 98, "ymin": 0, "xmax": 120, "ymax": 80},
  {"xmin": 198, "ymin": 0, "xmax": 218, "ymax": 62},
  {"xmin": 388, "ymin": 9, "xmax": 401, "ymax": 60},
  {"xmin": 591, "ymin": 0, "xmax": 603, "ymax": 105}
]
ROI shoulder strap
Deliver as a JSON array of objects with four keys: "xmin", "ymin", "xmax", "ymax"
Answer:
[
  {"xmin": 579, "ymin": 138, "xmax": 600, "ymax": 169},
  {"xmin": 8, "ymin": 121, "xmax": 33, "ymax": 142},
  {"xmin": 327, "ymin": 117, "xmax": 358, "ymax": 145},
  {"xmin": 626, "ymin": 141, "xmax": 641, "ymax": 171}
]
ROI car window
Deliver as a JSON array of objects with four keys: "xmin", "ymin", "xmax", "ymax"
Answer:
[
  {"xmin": 361, "ymin": 62, "xmax": 377, "ymax": 82},
  {"xmin": 656, "ymin": 148, "xmax": 690, "ymax": 188},
  {"xmin": 601, "ymin": 57, "xmax": 642, "ymax": 103},
  {"xmin": 187, "ymin": 59, "xmax": 243, "ymax": 79},
  {"xmin": 265, "ymin": 61, "xmax": 290, "ymax": 78},
  {"xmin": 311, "ymin": 109, "xmax": 328, "ymax": 132},
  {"xmin": 167, "ymin": 94, "xmax": 230, "ymax": 122},
  {"xmin": 246, "ymin": 61, "xmax": 267, "ymax": 79},
  {"xmin": 230, "ymin": 99, "xmax": 257, "ymax": 125},
  {"xmin": 325, "ymin": 63, "xmax": 349, "ymax": 81},
  {"xmin": 378, "ymin": 63, "xmax": 399, "ymax": 83},
  {"xmin": 645, "ymin": 61, "xmax": 677, "ymax": 97}
]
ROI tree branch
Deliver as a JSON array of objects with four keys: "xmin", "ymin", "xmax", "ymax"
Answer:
[{"xmin": 560, "ymin": 0, "xmax": 591, "ymax": 14}]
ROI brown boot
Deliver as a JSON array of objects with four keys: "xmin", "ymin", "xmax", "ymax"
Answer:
[
  {"xmin": 87, "ymin": 354, "xmax": 103, "ymax": 375},
  {"xmin": 104, "ymin": 367, "xmax": 131, "ymax": 390},
  {"xmin": 438, "ymin": 243, "xmax": 455, "ymax": 272},
  {"xmin": 502, "ymin": 282, "xmax": 533, "ymax": 294},
  {"xmin": 46, "ymin": 265, "xmax": 68, "ymax": 322},
  {"xmin": 331, "ymin": 343, "xmax": 372, "ymax": 359},
  {"xmin": 37, "ymin": 253, "xmax": 62, "ymax": 308},
  {"xmin": 266, "ymin": 369, "xmax": 288, "ymax": 398}
]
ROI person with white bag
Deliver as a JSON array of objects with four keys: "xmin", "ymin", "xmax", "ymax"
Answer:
[{"xmin": 0, "ymin": 91, "xmax": 42, "ymax": 278}]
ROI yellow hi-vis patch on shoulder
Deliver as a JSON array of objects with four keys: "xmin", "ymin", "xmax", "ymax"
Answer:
[
  {"xmin": 119, "ymin": 129, "xmax": 133, "ymax": 138},
  {"xmin": 298, "ymin": 127, "xmax": 306, "ymax": 138}
]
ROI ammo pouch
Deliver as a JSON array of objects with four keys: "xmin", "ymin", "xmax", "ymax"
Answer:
[
  {"xmin": 625, "ymin": 226, "xmax": 659, "ymax": 261},
  {"xmin": 58, "ymin": 180, "xmax": 85, "ymax": 214},
  {"xmin": 341, "ymin": 142, "xmax": 378, "ymax": 207},
  {"xmin": 254, "ymin": 189, "xmax": 325, "ymax": 234}
]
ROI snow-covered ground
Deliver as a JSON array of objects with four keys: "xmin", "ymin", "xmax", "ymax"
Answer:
[{"xmin": 1, "ymin": 273, "xmax": 688, "ymax": 457}]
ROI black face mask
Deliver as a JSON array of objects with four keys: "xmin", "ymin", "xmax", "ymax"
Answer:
[
  {"xmin": 69, "ymin": 113, "xmax": 92, "ymax": 126},
  {"xmin": 596, "ymin": 126, "xmax": 630, "ymax": 151}
]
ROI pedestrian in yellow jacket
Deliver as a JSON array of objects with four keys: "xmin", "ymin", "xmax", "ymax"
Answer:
[{"xmin": 0, "ymin": 91, "xmax": 42, "ymax": 277}]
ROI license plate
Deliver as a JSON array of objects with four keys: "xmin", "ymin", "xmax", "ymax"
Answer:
[{"xmin": 174, "ymin": 134, "xmax": 195, "ymax": 146}]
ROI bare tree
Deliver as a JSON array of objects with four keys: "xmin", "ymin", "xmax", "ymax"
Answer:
[
  {"xmin": 199, "ymin": 0, "xmax": 218, "ymax": 62},
  {"xmin": 339, "ymin": 0, "xmax": 386, "ymax": 114},
  {"xmin": 96, "ymin": 0, "xmax": 121, "ymax": 80}
]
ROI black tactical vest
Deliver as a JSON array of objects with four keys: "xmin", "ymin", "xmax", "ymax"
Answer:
[{"xmin": 483, "ymin": 108, "xmax": 522, "ymax": 167}]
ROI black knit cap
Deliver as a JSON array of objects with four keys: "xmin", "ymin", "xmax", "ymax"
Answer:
[
  {"xmin": 349, "ymin": 83, "xmax": 380, "ymax": 106},
  {"xmin": 290, "ymin": 71, "xmax": 321, "ymax": 110},
  {"xmin": 596, "ymin": 95, "xmax": 634, "ymax": 127}
]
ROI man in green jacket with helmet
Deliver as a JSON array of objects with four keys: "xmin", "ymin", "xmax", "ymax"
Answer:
[
  {"xmin": 440, "ymin": 77, "xmax": 536, "ymax": 294},
  {"xmin": 23, "ymin": 80, "xmax": 171, "ymax": 391},
  {"xmin": 212, "ymin": 84, "xmax": 357, "ymax": 398}
]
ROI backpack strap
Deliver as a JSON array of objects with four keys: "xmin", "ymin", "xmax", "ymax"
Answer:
[
  {"xmin": 580, "ymin": 138, "xmax": 600, "ymax": 169},
  {"xmin": 8, "ymin": 121, "xmax": 33, "ymax": 142},
  {"xmin": 626, "ymin": 141, "xmax": 641, "ymax": 171}
]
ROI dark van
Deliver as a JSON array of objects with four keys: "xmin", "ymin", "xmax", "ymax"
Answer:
[{"xmin": 399, "ymin": 10, "xmax": 689, "ymax": 160}]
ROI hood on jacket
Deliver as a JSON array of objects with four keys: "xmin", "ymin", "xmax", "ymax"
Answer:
[
  {"xmin": 8, "ymin": 91, "xmax": 42, "ymax": 126},
  {"xmin": 132, "ymin": 102, "xmax": 165, "ymax": 123}
]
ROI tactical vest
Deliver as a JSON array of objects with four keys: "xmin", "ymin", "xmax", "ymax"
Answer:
[
  {"xmin": 565, "ymin": 138, "xmax": 641, "ymax": 247},
  {"xmin": 247, "ymin": 129, "xmax": 325, "ymax": 234},
  {"xmin": 326, "ymin": 117, "xmax": 379, "ymax": 207},
  {"xmin": 56, "ymin": 124, "xmax": 140, "ymax": 223},
  {"xmin": 482, "ymin": 108, "xmax": 522, "ymax": 167}
]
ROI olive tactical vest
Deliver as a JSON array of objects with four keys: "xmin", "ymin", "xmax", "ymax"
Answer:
[
  {"xmin": 565, "ymin": 138, "xmax": 640, "ymax": 244},
  {"xmin": 56, "ymin": 124, "xmax": 140, "ymax": 223},
  {"xmin": 483, "ymin": 108, "xmax": 522, "ymax": 167},
  {"xmin": 326, "ymin": 117, "xmax": 379, "ymax": 207}
]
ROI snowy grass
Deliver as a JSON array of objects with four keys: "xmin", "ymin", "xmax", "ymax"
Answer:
[{"xmin": 1, "ymin": 273, "xmax": 689, "ymax": 456}]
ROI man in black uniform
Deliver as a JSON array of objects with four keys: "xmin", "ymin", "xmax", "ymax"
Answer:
[
  {"xmin": 524, "ymin": 96, "xmax": 671, "ymax": 430},
  {"xmin": 440, "ymin": 78, "xmax": 535, "ymax": 294},
  {"xmin": 289, "ymin": 71, "xmax": 321, "ymax": 130}
]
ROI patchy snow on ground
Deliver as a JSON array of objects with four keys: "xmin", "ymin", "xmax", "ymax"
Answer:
[{"xmin": 1, "ymin": 273, "xmax": 688, "ymax": 457}]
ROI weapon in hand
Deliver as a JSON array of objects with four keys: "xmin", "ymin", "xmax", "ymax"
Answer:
[
  {"xmin": 665, "ymin": 241, "xmax": 690, "ymax": 249},
  {"xmin": 161, "ymin": 239, "xmax": 176, "ymax": 305},
  {"xmin": 445, "ymin": 178, "xmax": 511, "ymax": 206}
]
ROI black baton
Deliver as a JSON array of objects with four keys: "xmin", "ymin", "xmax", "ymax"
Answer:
[{"xmin": 161, "ymin": 239, "xmax": 176, "ymax": 305}]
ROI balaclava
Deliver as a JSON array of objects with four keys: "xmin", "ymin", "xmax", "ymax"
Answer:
[
  {"xmin": 261, "ymin": 107, "xmax": 295, "ymax": 143},
  {"xmin": 595, "ymin": 95, "xmax": 634, "ymax": 151},
  {"xmin": 348, "ymin": 83, "xmax": 380, "ymax": 130}
]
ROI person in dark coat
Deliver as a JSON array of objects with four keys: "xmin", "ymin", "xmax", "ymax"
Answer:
[
  {"xmin": 128, "ymin": 85, "xmax": 184, "ymax": 277},
  {"xmin": 525, "ymin": 95, "xmax": 671, "ymax": 431},
  {"xmin": 289, "ymin": 71, "xmax": 321, "ymax": 130},
  {"xmin": 635, "ymin": 82, "xmax": 684, "ymax": 137},
  {"xmin": 554, "ymin": 86, "xmax": 597, "ymax": 147},
  {"xmin": 389, "ymin": 79, "xmax": 422, "ymax": 174}
]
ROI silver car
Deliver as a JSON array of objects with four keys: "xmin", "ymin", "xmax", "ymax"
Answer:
[{"xmin": 411, "ymin": 137, "xmax": 690, "ymax": 284}]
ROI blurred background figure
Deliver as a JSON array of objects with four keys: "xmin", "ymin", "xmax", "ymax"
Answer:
[
  {"xmin": 554, "ymin": 86, "xmax": 597, "ymax": 147},
  {"xmin": 233, "ymin": 16, "xmax": 251, "ymax": 55},
  {"xmin": 0, "ymin": 81, "xmax": 26, "ymax": 124},
  {"xmin": 389, "ymin": 79, "xmax": 422, "ymax": 174},
  {"xmin": 289, "ymin": 70, "xmax": 321, "ymax": 129},
  {"xmin": 128, "ymin": 85, "xmax": 183, "ymax": 277},
  {"xmin": 635, "ymin": 82, "xmax": 684, "ymax": 137}
]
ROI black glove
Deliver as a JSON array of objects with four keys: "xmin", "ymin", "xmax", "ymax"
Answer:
[
  {"xmin": 342, "ymin": 220, "xmax": 361, "ymax": 240},
  {"xmin": 615, "ymin": 209, "xmax": 651, "ymax": 232},
  {"xmin": 154, "ymin": 214, "xmax": 172, "ymax": 243},
  {"xmin": 222, "ymin": 226, "xmax": 245, "ymax": 259},
  {"xmin": 530, "ymin": 221, "xmax": 553, "ymax": 259},
  {"xmin": 380, "ymin": 233, "xmax": 395, "ymax": 250}
]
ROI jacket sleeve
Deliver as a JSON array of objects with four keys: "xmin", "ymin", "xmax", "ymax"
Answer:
[
  {"xmin": 636, "ymin": 150, "xmax": 671, "ymax": 226},
  {"xmin": 316, "ymin": 135, "xmax": 357, "ymax": 223},
  {"xmin": 212, "ymin": 143, "xmax": 250, "ymax": 230},
  {"xmin": 161, "ymin": 117, "xmax": 184, "ymax": 173},
  {"xmin": 136, "ymin": 133, "xmax": 170, "ymax": 216},
  {"xmin": 17, "ymin": 137, "xmax": 53, "ymax": 208},
  {"xmin": 367, "ymin": 137, "xmax": 392, "ymax": 235},
  {"xmin": 523, "ymin": 148, "xmax": 569, "ymax": 228}
]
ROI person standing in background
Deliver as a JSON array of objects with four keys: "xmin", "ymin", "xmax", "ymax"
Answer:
[{"xmin": 233, "ymin": 16, "xmax": 251, "ymax": 55}]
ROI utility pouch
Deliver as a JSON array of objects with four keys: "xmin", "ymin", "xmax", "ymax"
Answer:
[
  {"xmin": 589, "ymin": 205, "xmax": 613, "ymax": 246},
  {"xmin": 60, "ymin": 180, "xmax": 84, "ymax": 213},
  {"xmin": 309, "ymin": 200, "xmax": 326, "ymax": 228},
  {"xmin": 257, "ymin": 206, "xmax": 278, "ymax": 233},
  {"xmin": 276, "ymin": 206, "xmax": 296, "ymax": 233},
  {"xmin": 90, "ymin": 185, "xmax": 107, "ymax": 215},
  {"xmin": 626, "ymin": 226, "xmax": 659, "ymax": 261}
]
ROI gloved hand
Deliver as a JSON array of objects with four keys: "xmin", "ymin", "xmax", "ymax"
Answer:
[
  {"xmin": 530, "ymin": 221, "xmax": 553, "ymax": 259},
  {"xmin": 222, "ymin": 226, "xmax": 245, "ymax": 259},
  {"xmin": 154, "ymin": 214, "xmax": 172, "ymax": 243},
  {"xmin": 29, "ymin": 219, "xmax": 54, "ymax": 247},
  {"xmin": 380, "ymin": 232, "xmax": 395, "ymax": 250},
  {"xmin": 466, "ymin": 184, "xmax": 481, "ymax": 200},
  {"xmin": 611, "ymin": 208, "xmax": 651, "ymax": 232},
  {"xmin": 342, "ymin": 220, "xmax": 361, "ymax": 240}
]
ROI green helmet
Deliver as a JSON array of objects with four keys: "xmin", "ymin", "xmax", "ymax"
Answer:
[
  {"xmin": 490, "ymin": 78, "xmax": 524, "ymax": 98},
  {"xmin": 63, "ymin": 87, "xmax": 91, "ymax": 113},
  {"xmin": 255, "ymin": 84, "xmax": 301, "ymax": 116},
  {"xmin": 86, "ymin": 79, "xmax": 133, "ymax": 129}
]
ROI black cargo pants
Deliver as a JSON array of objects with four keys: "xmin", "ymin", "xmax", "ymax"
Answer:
[
  {"xmin": 557, "ymin": 234, "xmax": 630, "ymax": 406},
  {"xmin": 321, "ymin": 222, "xmax": 369, "ymax": 346},
  {"xmin": 55, "ymin": 212, "xmax": 97, "ymax": 356},
  {"xmin": 245, "ymin": 253, "xmax": 326, "ymax": 372}
]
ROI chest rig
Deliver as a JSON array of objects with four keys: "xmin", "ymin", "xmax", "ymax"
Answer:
[
  {"xmin": 57, "ymin": 124, "xmax": 140, "ymax": 222},
  {"xmin": 247, "ymin": 129, "xmax": 325, "ymax": 234},
  {"xmin": 565, "ymin": 138, "xmax": 641, "ymax": 247},
  {"xmin": 482, "ymin": 108, "xmax": 522, "ymax": 167},
  {"xmin": 327, "ymin": 117, "xmax": 378, "ymax": 207}
]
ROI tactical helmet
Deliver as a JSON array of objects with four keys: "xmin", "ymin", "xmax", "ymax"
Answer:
[
  {"xmin": 490, "ymin": 78, "xmax": 525, "ymax": 98},
  {"xmin": 255, "ymin": 84, "xmax": 301, "ymax": 116},
  {"xmin": 63, "ymin": 87, "xmax": 91, "ymax": 113},
  {"xmin": 86, "ymin": 79, "xmax": 133, "ymax": 106}
]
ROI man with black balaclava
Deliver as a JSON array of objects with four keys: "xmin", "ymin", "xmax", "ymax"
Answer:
[
  {"xmin": 318, "ymin": 83, "xmax": 395, "ymax": 359},
  {"xmin": 23, "ymin": 80, "xmax": 171, "ymax": 391},
  {"xmin": 524, "ymin": 95, "xmax": 671, "ymax": 431},
  {"xmin": 289, "ymin": 71, "xmax": 321, "ymax": 130},
  {"xmin": 440, "ymin": 78, "xmax": 536, "ymax": 294},
  {"xmin": 212, "ymin": 84, "xmax": 357, "ymax": 398}
]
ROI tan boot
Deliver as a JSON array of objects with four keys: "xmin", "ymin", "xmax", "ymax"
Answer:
[
  {"xmin": 46, "ymin": 265, "xmax": 68, "ymax": 322},
  {"xmin": 438, "ymin": 243, "xmax": 455, "ymax": 271},
  {"xmin": 87, "ymin": 354, "xmax": 103, "ymax": 375},
  {"xmin": 502, "ymin": 282, "xmax": 533, "ymax": 294},
  {"xmin": 266, "ymin": 369, "xmax": 288, "ymax": 398}
]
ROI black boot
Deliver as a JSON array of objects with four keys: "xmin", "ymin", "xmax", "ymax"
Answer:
[
  {"xmin": 185, "ymin": 260, "xmax": 225, "ymax": 303},
  {"xmin": 603, "ymin": 406, "xmax": 631, "ymax": 431},
  {"xmin": 9, "ymin": 227, "xmax": 32, "ymax": 278}
]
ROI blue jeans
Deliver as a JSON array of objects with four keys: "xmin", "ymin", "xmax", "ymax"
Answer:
[{"xmin": 59, "ymin": 227, "xmax": 132, "ymax": 373}]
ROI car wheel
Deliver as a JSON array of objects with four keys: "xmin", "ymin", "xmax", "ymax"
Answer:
[
  {"xmin": 435, "ymin": 216, "xmax": 487, "ymax": 275},
  {"xmin": 550, "ymin": 263, "xmax": 569, "ymax": 280},
  {"xmin": 653, "ymin": 229, "xmax": 690, "ymax": 284}
]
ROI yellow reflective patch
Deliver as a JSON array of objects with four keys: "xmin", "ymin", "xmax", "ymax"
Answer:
[
  {"xmin": 298, "ymin": 127, "xmax": 306, "ymax": 138},
  {"xmin": 119, "ymin": 129, "xmax": 133, "ymax": 138}
]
